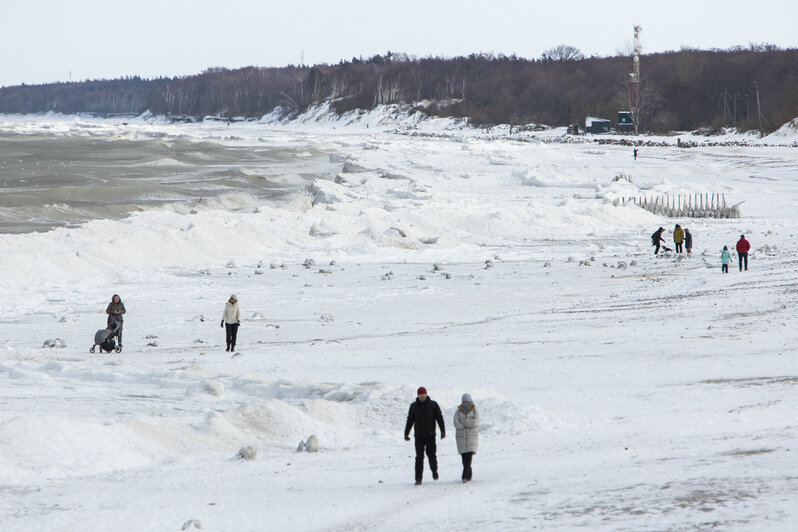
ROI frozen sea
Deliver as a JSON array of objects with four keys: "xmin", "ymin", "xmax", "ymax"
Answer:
[{"xmin": 1, "ymin": 110, "xmax": 798, "ymax": 531}]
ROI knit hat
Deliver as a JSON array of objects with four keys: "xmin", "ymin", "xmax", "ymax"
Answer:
[
  {"xmin": 229, "ymin": 294, "xmax": 237, "ymax": 301},
  {"xmin": 461, "ymin": 393, "xmax": 472, "ymax": 404},
  {"xmin": 417, "ymin": 387, "xmax": 427, "ymax": 395}
]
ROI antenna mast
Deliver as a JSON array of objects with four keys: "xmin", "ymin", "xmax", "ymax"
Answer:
[{"xmin": 627, "ymin": 25, "xmax": 642, "ymax": 134}]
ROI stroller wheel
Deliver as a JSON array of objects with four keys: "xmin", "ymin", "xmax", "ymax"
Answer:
[
  {"xmin": 115, "ymin": 345, "xmax": 122, "ymax": 353},
  {"xmin": 90, "ymin": 346, "xmax": 96, "ymax": 353}
]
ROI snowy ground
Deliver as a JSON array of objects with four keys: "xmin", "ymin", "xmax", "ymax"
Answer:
[{"xmin": 1, "ymin": 111, "xmax": 798, "ymax": 531}]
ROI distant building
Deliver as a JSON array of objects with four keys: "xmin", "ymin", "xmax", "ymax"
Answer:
[
  {"xmin": 567, "ymin": 123, "xmax": 580, "ymax": 135},
  {"xmin": 585, "ymin": 117, "xmax": 611, "ymax": 134},
  {"xmin": 617, "ymin": 111, "xmax": 634, "ymax": 132}
]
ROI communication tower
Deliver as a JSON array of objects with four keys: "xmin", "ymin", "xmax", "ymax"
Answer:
[{"xmin": 627, "ymin": 25, "xmax": 642, "ymax": 134}]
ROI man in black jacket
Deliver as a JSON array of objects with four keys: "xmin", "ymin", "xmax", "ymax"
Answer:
[{"xmin": 404, "ymin": 387, "xmax": 446, "ymax": 485}]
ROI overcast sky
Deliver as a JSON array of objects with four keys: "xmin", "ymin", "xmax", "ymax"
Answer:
[{"xmin": 2, "ymin": 0, "xmax": 796, "ymax": 87}]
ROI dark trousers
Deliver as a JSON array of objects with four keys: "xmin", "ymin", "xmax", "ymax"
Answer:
[
  {"xmin": 654, "ymin": 243, "xmax": 661, "ymax": 255},
  {"xmin": 738, "ymin": 252, "xmax": 748, "ymax": 271},
  {"xmin": 414, "ymin": 436, "xmax": 437, "ymax": 481},
  {"xmin": 675, "ymin": 242, "xmax": 683, "ymax": 253},
  {"xmin": 461, "ymin": 452, "xmax": 474, "ymax": 480},
  {"xmin": 108, "ymin": 318, "xmax": 123, "ymax": 345},
  {"xmin": 722, "ymin": 264, "xmax": 729, "ymax": 273},
  {"xmin": 225, "ymin": 323, "xmax": 239, "ymax": 350}
]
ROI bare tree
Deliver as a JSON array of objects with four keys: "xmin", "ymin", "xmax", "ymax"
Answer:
[
  {"xmin": 541, "ymin": 45, "xmax": 585, "ymax": 62},
  {"xmin": 374, "ymin": 74, "xmax": 402, "ymax": 105}
]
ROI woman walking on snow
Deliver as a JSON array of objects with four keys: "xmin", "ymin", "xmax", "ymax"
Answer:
[
  {"xmin": 453, "ymin": 393, "xmax": 479, "ymax": 483},
  {"xmin": 684, "ymin": 228, "xmax": 693, "ymax": 254},
  {"xmin": 105, "ymin": 294, "xmax": 126, "ymax": 347},
  {"xmin": 221, "ymin": 294, "xmax": 240, "ymax": 352}
]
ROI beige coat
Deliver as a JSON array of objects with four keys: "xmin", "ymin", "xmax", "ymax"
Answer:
[
  {"xmin": 453, "ymin": 405, "xmax": 479, "ymax": 454},
  {"xmin": 222, "ymin": 301, "xmax": 240, "ymax": 324}
]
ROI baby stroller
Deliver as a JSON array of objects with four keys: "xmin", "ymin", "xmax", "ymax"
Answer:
[{"xmin": 90, "ymin": 317, "xmax": 122, "ymax": 353}]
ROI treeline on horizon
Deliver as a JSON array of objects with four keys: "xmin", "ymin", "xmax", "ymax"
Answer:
[{"xmin": 0, "ymin": 45, "xmax": 796, "ymax": 133}]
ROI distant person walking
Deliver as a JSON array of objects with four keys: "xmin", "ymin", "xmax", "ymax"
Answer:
[
  {"xmin": 633, "ymin": 148, "xmax": 638, "ymax": 160},
  {"xmin": 404, "ymin": 387, "xmax": 445, "ymax": 485},
  {"xmin": 221, "ymin": 294, "xmax": 241, "ymax": 352},
  {"xmin": 721, "ymin": 245, "xmax": 731, "ymax": 273},
  {"xmin": 736, "ymin": 234, "xmax": 751, "ymax": 271},
  {"xmin": 651, "ymin": 227, "xmax": 666, "ymax": 255},
  {"xmin": 673, "ymin": 224, "xmax": 685, "ymax": 253},
  {"xmin": 105, "ymin": 294, "xmax": 126, "ymax": 347},
  {"xmin": 453, "ymin": 393, "xmax": 479, "ymax": 483},
  {"xmin": 684, "ymin": 228, "xmax": 693, "ymax": 254}
]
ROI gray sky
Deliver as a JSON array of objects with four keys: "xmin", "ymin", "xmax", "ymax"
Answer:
[{"xmin": 2, "ymin": 0, "xmax": 797, "ymax": 87}]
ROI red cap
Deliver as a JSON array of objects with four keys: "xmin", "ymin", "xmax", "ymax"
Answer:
[{"xmin": 417, "ymin": 387, "xmax": 427, "ymax": 395}]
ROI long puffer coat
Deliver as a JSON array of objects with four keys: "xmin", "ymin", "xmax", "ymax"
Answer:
[{"xmin": 453, "ymin": 405, "xmax": 479, "ymax": 454}]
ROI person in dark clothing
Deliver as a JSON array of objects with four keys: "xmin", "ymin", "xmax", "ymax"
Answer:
[
  {"xmin": 736, "ymin": 234, "xmax": 750, "ymax": 271},
  {"xmin": 684, "ymin": 228, "xmax": 693, "ymax": 254},
  {"xmin": 651, "ymin": 227, "xmax": 666, "ymax": 255},
  {"xmin": 404, "ymin": 387, "xmax": 446, "ymax": 485},
  {"xmin": 633, "ymin": 148, "xmax": 638, "ymax": 160},
  {"xmin": 105, "ymin": 294, "xmax": 126, "ymax": 346}
]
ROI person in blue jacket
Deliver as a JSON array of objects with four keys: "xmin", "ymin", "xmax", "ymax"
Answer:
[{"xmin": 721, "ymin": 245, "xmax": 731, "ymax": 273}]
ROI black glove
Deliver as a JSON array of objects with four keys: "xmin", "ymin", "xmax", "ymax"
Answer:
[
  {"xmin": 441, "ymin": 434, "xmax": 446, "ymax": 439},
  {"xmin": 220, "ymin": 321, "xmax": 224, "ymax": 328},
  {"xmin": 404, "ymin": 436, "xmax": 410, "ymax": 441}
]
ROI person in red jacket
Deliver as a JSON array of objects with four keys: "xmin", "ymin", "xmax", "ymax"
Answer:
[{"xmin": 736, "ymin": 234, "xmax": 751, "ymax": 271}]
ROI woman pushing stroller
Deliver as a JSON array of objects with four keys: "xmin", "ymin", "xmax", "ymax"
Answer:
[{"xmin": 106, "ymin": 294, "xmax": 126, "ymax": 347}]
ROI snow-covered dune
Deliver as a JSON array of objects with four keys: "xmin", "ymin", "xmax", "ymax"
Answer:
[{"xmin": 1, "ymin": 113, "xmax": 797, "ymax": 531}]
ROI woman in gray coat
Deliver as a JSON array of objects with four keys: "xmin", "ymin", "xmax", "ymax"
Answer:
[
  {"xmin": 105, "ymin": 294, "xmax": 126, "ymax": 346},
  {"xmin": 453, "ymin": 393, "xmax": 479, "ymax": 483}
]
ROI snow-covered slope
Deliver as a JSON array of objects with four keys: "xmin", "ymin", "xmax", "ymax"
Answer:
[{"xmin": 1, "ymin": 114, "xmax": 797, "ymax": 531}]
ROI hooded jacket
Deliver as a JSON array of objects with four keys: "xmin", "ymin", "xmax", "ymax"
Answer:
[
  {"xmin": 404, "ymin": 396, "xmax": 445, "ymax": 440},
  {"xmin": 453, "ymin": 404, "xmax": 479, "ymax": 454},
  {"xmin": 106, "ymin": 295, "xmax": 126, "ymax": 323},
  {"xmin": 721, "ymin": 248, "xmax": 731, "ymax": 265}
]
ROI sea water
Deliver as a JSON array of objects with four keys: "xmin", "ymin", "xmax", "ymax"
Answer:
[{"xmin": 0, "ymin": 130, "xmax": 336, "ymax": 233}]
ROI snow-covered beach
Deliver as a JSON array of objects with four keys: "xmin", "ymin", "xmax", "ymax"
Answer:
[{"xmin": 1, "ymin": 110, "xmax": 798, "ymax": 531}]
